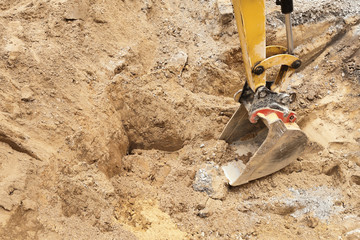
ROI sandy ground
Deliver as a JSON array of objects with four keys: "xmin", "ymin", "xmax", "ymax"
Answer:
[{"xmin": 0, "ymin": 0, "xmax": 359, "ymax": 239}]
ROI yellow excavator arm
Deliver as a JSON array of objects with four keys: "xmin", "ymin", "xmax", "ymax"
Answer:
[
  {"xmin": 232, "ymin": 0, "xmax": 266, "ymax": 91},
  {"xmin": 220, "ymin": 0, "xmax": 308, "ymax": 186},
  {"xmin": 233, "ymin": 0, "xmax": 301, "ymax": 93}
]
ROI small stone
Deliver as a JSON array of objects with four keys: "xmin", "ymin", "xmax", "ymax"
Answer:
[
  {"xmin": 351, "ymin": 175, "xmax": 360, "ymax": 185},
  {"xmin": 91, "ymin": 4, "xmax": 108, "ymax": 23},
  {"xmin": 322, "ymin": 160, "xmax": 341, "ymax": 176},
  {"xmin": 7, "ymin": 51, "xmax": 20, "ymax": 66},
  {"xmin": 305, "ymin": 215, "xmax": 319, "ymax": 228},
  {"xmin": 196, "ymin": 203, "xmax": 206, "ymax": 210},
  {"xmin": 141, "ymin": 0, "xmax": 153, "ymax": 13},
  {"xmin": 193, "ymin": 163, "xmax": 228, "ymax": 200},
  {"xmin": 188, "ymin": 170, "xmax": 196, "ymax": 180},
  {"xmin": 166, "ymin": 51, "xmax": 188, "ymax": 75},
  {"xmin": 307, "ymin": 90, "xmax": 316, "ymax": 101},
  {"xmin": 198, "ymin": 198, "xmax": 222, "ymax": 218},
  {"xmin": 22, "ymin": 199, "xmax": 37, "ymax": 211},
  {"xmin": 209, "ymin": 175, "xmax": 228, "ymax": 200},
  {"xmin": 198, "ymin": 210, "xmax": 210, "ymax": 218},
  {"xmin": 193, "ymin": 168, "xmax": 212, "ymax": 195},
  {"xmin": 21, "ymin": 87, "xmax": 35, "ymax": 102},
  {"xmin": 129, "ymin": 197, "xmax": 136, "ymax": 205},
  {"xmin": 217, "ymin": 0, "xmax": 233, "ymax": 24},
  {"xmin": 344, "ymin": 16, "xmax": 359, "ymax": 25},
  {"xmin": 113, "ymin": 60, "xmax": 126, "ymax": 75},
  {"xmin": 200, "ymin": 143, "xmax": 205, "ymax": 148}
]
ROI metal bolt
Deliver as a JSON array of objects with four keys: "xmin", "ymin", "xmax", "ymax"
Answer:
[
  {"xmin": 289, "ymin": 115, "xmax": 295, "ymax": 121},
  {"xmin": 259, "ymin": 90, "xmax": 267, "ymax": 98},
  {"xmin": 253, "ymin": 65, "xmax": 265, "ymax": 75},
  {"xmin": 291, "ymin": 60, "xmax": 301, "ymax": 69}
]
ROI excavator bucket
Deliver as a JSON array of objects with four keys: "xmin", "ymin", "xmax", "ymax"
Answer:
[{"xmin": 220, "ymin": 105, "xmax": 307, "ymax": 186}]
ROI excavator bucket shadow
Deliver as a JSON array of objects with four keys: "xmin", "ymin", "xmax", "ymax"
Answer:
[{"xmin": 220, "ymin": 104, "xmax": 307, "ymax": 186}]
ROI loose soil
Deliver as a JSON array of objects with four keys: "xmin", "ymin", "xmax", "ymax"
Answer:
[{"xmin": 0, "ymin": 0, "xmax": 359, "ymax": 239}]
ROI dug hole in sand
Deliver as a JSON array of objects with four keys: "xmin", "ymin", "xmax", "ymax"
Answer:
[{"xmin": 0, "ymin": 0, "xmax": 359, "ymax": 239}]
